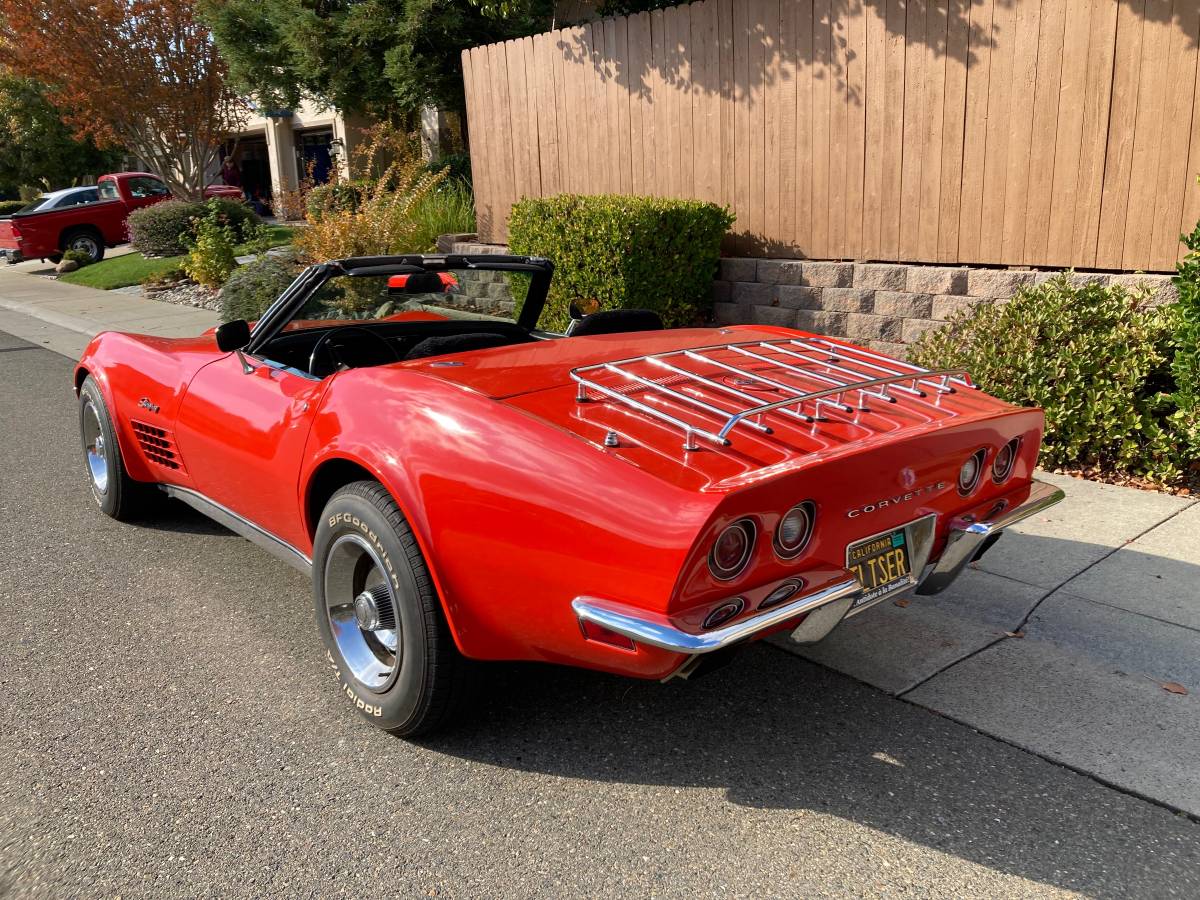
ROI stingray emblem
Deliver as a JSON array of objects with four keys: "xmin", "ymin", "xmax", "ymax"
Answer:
[{"xmin": 138, "ymin": 397, "xmax": 160, "ymax": 414}]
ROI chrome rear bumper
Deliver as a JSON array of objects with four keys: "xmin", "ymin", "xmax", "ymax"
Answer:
[
  {"xmin": 571, "ymin": 478, "xmax": 1064, "ymax": 661},
  {"xmin": 915, "ymin": 478, "xmax": 1064, "ymax": 595},
  {"xmin": 573, "ymin": 568, "xmax": 862, "ymax": 656}
]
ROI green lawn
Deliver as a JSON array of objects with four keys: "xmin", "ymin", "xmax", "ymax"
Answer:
[{"xmin": 59, "ymin": 225, "xmax": 296, "ymax": 290}]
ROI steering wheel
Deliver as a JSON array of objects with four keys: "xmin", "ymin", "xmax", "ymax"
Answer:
[{"xmin": 308, "ymin": 325, "xmax": 400, "ymax": 378}]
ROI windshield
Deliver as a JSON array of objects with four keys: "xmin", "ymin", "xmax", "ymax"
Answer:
[{"xmin": 286, "ymin": 269, "xmax": 531, "ymax": 331}]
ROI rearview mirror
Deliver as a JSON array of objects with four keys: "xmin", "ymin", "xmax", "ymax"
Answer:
[{"xmin": 215, "ymin": 319, "xmax": 251, "ymax": 352}]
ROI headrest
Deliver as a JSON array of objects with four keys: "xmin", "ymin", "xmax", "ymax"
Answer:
[
  {"xmin": 568, "ymin": 309, "xmax": 665, "ymax": 337},
  {"xmin": 406, "ymin": 332, "xmax": 513, "ymax": 360}
]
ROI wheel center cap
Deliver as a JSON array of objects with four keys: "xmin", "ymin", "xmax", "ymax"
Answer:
[{"xmin": 353, "ymin": 591, "xmax": 381, "ymax": 631}]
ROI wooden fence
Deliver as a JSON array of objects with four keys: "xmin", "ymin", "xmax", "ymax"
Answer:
[{"xmin": 462, "ymin": 0, "xmax": 1200, "ymax": 272}]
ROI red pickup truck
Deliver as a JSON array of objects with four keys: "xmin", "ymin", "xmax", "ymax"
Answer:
[{"xmin": 0, "ymin": 172, "xmax": 243, "ymax": 265}]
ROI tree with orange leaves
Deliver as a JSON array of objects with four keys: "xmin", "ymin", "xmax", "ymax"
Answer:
[{"xmin": 0, "ymin": 0, "xmax": 248, "ymax": 199}]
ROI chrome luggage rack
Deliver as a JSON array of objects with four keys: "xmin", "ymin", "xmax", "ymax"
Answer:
[{"xmin": 571, "ymin": 337, "xmax": 976, "ymax": 451}]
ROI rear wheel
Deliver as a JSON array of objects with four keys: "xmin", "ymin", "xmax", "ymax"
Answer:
[
  {"xmin": 62, "ymin": 228, "xmax": 104, "ymax": 263},
  {"xmin": 313, "ymin": 481, "xmax": 471, "ymax": 736},
  {"xmin": 78, "ymin": 376, "xmax": 147, "ymax": 520}
]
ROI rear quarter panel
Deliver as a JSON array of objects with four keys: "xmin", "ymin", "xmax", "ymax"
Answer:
[{"xmin": 304, "ymin": 368, "xmax": 721, "ymax": 677}]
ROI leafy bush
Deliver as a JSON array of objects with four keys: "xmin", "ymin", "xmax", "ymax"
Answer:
[
  {"xmin": 128, "ymin": 197, "xmax": 261, "ymax": 257},
  {"xmin": 507, "ymin": 194, "xmax": 734, "ymax": 331},
  {"xmin": 423, "ymin": 152, "xmax": 472, "ymax": 186},
  {"xmin": 0, "ymin": 200, "xmax": 26, "ymax": 216},
  {"xmin": 297, "ymin": 129, "xmax": 448, "ymax": 262},
  {"xmin": 182, "ymin": 205, "xmax": 238, "ymax": 288},
  {"xmin": 306, "ymin": 181, "xmax": 366, "ymax": 221},
  {"xmin": 1172, "ymin": 215, "xmax": 1200, "ymax": 465},
  {"xmin": 910, "ymin": 273, "xmax": 1185, "ymax": 484},
  {"xmin": 219, "ymin": 253, "xmax": 301, "ymax": 323},
  {"xmin": 128, "ymin": 199, "xmax": 199, "ymax": 256},
  {"xmin": 62, "ymin": 248, "xmax": 93, "ymax": 267}
]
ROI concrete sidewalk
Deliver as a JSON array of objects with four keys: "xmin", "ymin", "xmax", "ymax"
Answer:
[
  {"xmin": 2, "ymin": 258, "xmax": 1198, "ymax": 817},
  {"xmin": 0, "ymin": 257, "xmax": 218, "ymax": 358},
  {"xmin": 776, "ymin": 474, "xmax": 1200, "ymax": 816}
]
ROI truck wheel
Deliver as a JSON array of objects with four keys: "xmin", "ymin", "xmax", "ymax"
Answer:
[
  {"xmin": 62, "ymin": 228, "xmax": 105, "ymax": 263},
  {"xmin": 313, "ymin": 480, "xmax": 472, "ymax": 737},
  {"xmin": 79, "ymin": 375, "xmax": 148, "ymax": 520}
]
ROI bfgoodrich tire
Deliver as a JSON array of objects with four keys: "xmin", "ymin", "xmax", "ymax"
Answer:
[
  {"xmin": 313, "ymin": 481, "xmax": 470, "ymax": 736},
  {"xmin": 78, "ymin": 375, "xmax": 147, "ymax": 520}
]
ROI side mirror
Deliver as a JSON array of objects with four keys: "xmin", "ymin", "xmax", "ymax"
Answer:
[{"xmin": 215, "ymin": 319, "xmax": 251, "ymax": 352}]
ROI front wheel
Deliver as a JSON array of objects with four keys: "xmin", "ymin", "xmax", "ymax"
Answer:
[
  {"xmin": 78, "ymin": 375, "xmax": 147, "ymax": 520},
  {"xmin": 313, "ymin": 481, "xmax": 471, "ymax": 736}
]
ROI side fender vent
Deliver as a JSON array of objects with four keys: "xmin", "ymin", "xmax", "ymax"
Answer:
[{"xmin": 131, "ymin": 420, "xmax": 184, "ymax": 471}]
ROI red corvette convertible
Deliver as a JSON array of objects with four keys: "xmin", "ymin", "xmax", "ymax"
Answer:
[{"xmin": 75, "ymin": 254, "xmax": 1063, "ymax": 735}]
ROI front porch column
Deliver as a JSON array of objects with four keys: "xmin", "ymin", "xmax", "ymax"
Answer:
[{"xmin": 264, "ymin": 112, "xmax": 298, "ymax": 197}]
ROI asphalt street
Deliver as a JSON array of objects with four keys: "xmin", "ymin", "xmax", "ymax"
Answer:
[{"xmin": 2, "ymin": 328, "xmax": 1199, "ymax": 899}]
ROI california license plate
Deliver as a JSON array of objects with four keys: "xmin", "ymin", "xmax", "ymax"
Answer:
[{"xmin": 847, "ymin": 527, "xmax": 913, "ymax": 608}]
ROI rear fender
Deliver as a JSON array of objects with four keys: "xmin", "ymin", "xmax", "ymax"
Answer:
[{"xmin": 303, "ymin": 367, "xmax": 719, "ymax": 677}]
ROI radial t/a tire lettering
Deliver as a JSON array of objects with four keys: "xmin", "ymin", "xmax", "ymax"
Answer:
[{"xmin": 312, "ymin": 480, "xmax": 471, "ymax": 736}]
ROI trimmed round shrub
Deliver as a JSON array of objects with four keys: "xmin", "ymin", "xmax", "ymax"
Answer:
[
  {"xmin": 128, "ymin": 199, "xmax": 204, "ymax": 256},
  {"xmin": 507, "ymin": 194, "xmax": 733, "ymax": 331},
  {"xmin": 129, "ymin": 197, "xmax": 261, "ymax": 257},
  {"xmin": 219, "ymin": 254, "xmax": 301, "ymax": 323},
  {"xmin": 910, "ymin": 273, "xmax": 1185, "ymax": 484}
]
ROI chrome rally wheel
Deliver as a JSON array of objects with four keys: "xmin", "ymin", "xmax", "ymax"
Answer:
[
  {"xmin": 312, "ymin": 480, "xmax": 471, "ymax": 736},
  {"xmin": 81, "ymin": 398, "xmax": 109, "ymax": 494},
  {"xmin": 77, "ymin": 375, "xmax": 146, "ymax": 520},
  {"xmin": 323, "ymin": 533, "xmax": 402, "ymax": 691}
]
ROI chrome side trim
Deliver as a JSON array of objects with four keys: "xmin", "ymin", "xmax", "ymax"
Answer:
[
  {"xmin": 916, "ymin": 478, "xmax": 1064, "ymax": 595},
  {"xmin": 158, "ymin": 485, "xmax": 313, "ymax": 576},
  {"xmin": 573, "ymin": 572, "xmax": 862, "ymax": 655}
]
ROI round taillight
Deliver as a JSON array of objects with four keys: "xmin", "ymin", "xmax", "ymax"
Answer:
[
  {"xmin": 759, "ymin": 579, "xmax": 803, "ymax": 610},
  {"xmin": 703, "ymin": 598, "xmax": 745, "ymax": 629},
  {"xmin": 992, "ymin": 438, "xmax": 1019, "ymax": 483},
  {"xmin": 775, "ymin": 501, "xmax": 815, "ymax": 559},
  {"xmin": 708, "ymin": 519, "xmax": 755, "ymax": 581},
  {"xmin": 958, "ymin": 450, "xmax": 985, "ymax": 495}
]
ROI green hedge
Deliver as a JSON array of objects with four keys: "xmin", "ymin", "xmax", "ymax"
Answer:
[
  {"xmin": 0, "ymin": 200, "xmax": 26, "ymax": 216},
  {"xmin": 507, "ymin": 194, "xmax": 734, "ymax": 331},
  {"xmin": 910, "ymin": 273, "xmax": 1186, "ymax": 485},
  {"xmin": 128, "ymin": 198, "xmax": 260, "ymax": 257},
  {"xmin": 1172, "ymin": 215, "xmax": 1200, "ymax": 465}
]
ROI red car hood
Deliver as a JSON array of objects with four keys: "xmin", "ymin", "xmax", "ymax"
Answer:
[{"xmin": 398, "ymin": 326, "xmax": 1029, "ymax": 492}]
